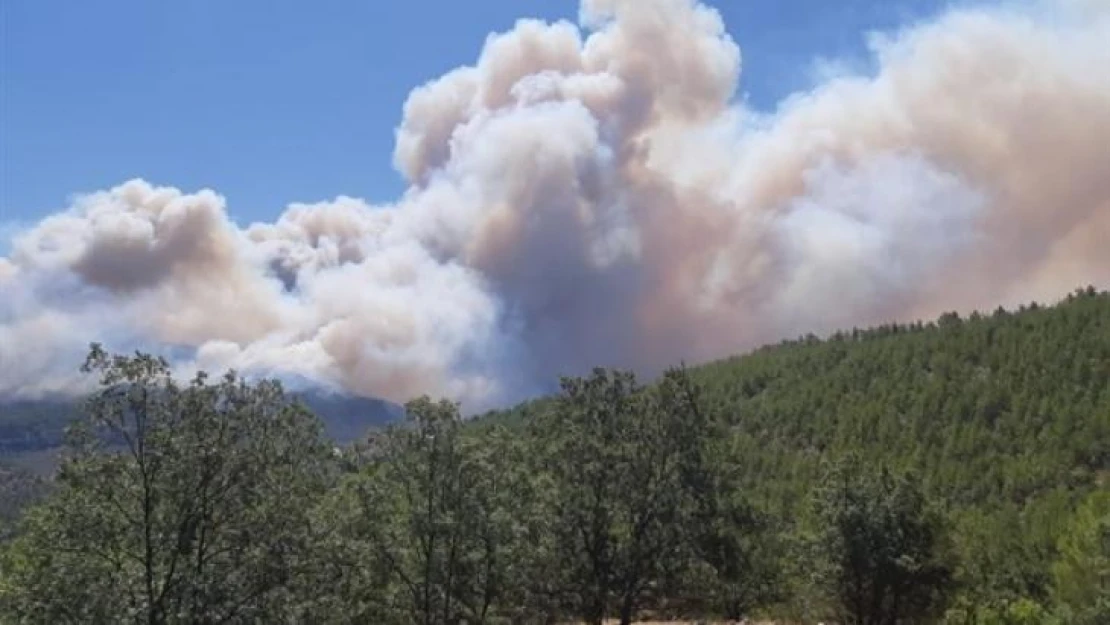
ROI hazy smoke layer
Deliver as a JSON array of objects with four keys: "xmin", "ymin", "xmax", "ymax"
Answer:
[{"xmin": 2, "ymin": 0, "xmax": 1109, "ymax": 407}]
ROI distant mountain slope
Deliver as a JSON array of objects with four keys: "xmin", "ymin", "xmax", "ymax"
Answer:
[
  {"xmin": 294, "ymin": 392, "xmax": 404, "ymax": 443},
  {"xmin": 0, "ymin": 389, "xmax": 401, "ymax": 458},
  {"xmin": 0, "ymin": 399, "xmax": 76, "ymax": 455}
]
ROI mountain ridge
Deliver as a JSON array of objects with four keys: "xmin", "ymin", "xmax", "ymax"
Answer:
[{"xmin": 0, "ymin": 388, "xmax": 402, "ymax": 459}]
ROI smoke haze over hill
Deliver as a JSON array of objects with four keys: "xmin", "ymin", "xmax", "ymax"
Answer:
[{"xmin": 2, "ymin": 0, "xmax": 1108, "ymax": 408}]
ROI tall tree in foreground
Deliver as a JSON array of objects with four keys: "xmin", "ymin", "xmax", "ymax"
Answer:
[
  {"xmin": 536, "ymin": 367, "xmax": 714, "ymax": 625},
  {"xmin": 657, "ymin": 369, "xmax": 784, "ymax": 620},
  {"xmin": 0, "ymin": 345, "xmax": 335, "ymax": 624},
  {"xmin": 810, "ymin": 456, "xmax": 954, "ymax": 625},
  {"xmin": 329, "ymin": 397, "xmax": 530, "ymax": 625}
]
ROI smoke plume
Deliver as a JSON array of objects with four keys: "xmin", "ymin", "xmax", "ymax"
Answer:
[{"xmin": 2, "ymin": 0, "xmax": 1108, "ymax": 408}]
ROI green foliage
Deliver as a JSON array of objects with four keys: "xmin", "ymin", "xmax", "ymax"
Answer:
[
  {"xmin": 529, "ymin": 367, "xmax": 712, "ymax": 625},
  {"xmin": 658, "ymin": 371, "xmax": 784, "ymax": 619},
  {"xmin": 0, "ymin": 345, "xmax": 337, "ymax": 624},
  {"xmin": 323, "ymin": 397, "xmax": 533, "ymax": 624},
  {"xmin": 1050, "ymin": 487, "xmax": 1110, "ymax": 624},
  {"xmin": 0, "ymin": 463, "xmax": 47, "ymax": 541},
  {"xmin": 808, "ymin": 456, "xmax": 954, "ymax": 624},
  {"xmin": 944, "ymin": 597, "xmax": 1058, "ymax": 625},
  {"xmin": 2, "ymin": 287, "xmax": 1109, "ymax": 623},
  {"xmin": 685, "ymin": 286, "xmax": 1110, "ymax": 611}
]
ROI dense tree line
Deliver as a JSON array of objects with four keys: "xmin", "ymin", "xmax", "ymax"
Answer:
[{"xmin": 1, "ymin": 286, "xmax": 1108, "ymax": 623}]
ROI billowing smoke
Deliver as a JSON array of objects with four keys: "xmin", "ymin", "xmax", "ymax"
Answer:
[{"xmin": 2, "ymin": 0, "xmax": 1108, "ymax": 408}]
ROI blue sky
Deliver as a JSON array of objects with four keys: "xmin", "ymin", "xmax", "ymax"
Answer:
[{"xmin": 0, "ymin": 0, "xmax": 948, "ymax": 226}]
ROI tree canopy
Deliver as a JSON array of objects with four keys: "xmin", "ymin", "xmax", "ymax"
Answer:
[{"xmin": 1, "ymin": 286, "xmax": 1108, "ymax": 623}]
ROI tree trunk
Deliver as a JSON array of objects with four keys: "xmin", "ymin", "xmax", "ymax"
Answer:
[
  {"xmin": 618, "ymin": 592, "xmax": 635, "ymax": 625},
  {"xmin": 585, "ymin": 599, "xmax": 605, "ymax": 625}
]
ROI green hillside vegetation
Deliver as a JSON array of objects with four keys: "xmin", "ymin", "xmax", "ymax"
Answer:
[{"xmin": 1, "ymin": 286, "xmax": 1107, "ymax": 624}]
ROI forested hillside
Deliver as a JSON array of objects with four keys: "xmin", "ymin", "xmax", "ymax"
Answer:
[
  {"xmin": 0, "ymin": 287, "xmax": 1107, "ymax": 624},
  {"xmin": 689, "ymin": 286, "xmax": 1110, "ymax": 618},
  {"xmin": 476, "ymin": 285, "xmax": 1110, "ymax": 621}
]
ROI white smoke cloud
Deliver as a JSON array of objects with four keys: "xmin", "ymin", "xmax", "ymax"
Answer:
[{"xmin": 2, "ymin": 0, "xmax": 1108, "ymax": 409}]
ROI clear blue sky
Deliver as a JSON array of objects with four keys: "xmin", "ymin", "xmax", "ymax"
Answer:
[{"xmin": 0, "ymin": 0, "xmax": 947, "ymax": 226}]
